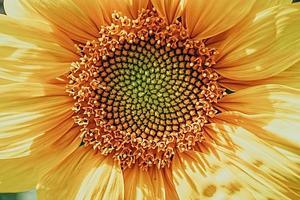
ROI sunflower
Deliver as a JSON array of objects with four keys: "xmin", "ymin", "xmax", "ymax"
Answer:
[{"xmin": 0, "ymin": 0, "xmax": 300, "ymax": 199}]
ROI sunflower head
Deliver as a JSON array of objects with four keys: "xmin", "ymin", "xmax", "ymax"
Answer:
[
  {"xmin": 66, "ymin": 8, "xmax": 225, "ymax": 169},
  {"xmin": 1, "ymin": 0, "xmax": 300, "ymax": 200}
]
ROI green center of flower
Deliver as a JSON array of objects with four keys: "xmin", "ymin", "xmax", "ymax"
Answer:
[
  {"xmin": 67, "ymin": 9, "xmax": 224, "ymax": 169},
  {"xmin": 97, "ymin": 41, "xmax": 209, "ymax": 139}
]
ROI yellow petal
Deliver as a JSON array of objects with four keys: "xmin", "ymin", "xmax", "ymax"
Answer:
[
  {"xmin": 0, "ymin": 82, "xmax": 75, "ymax": 159},
  {"xmin": 253, "ymin": 0, "xmax": 292, "ymax": 11},
  {"xmin": 0, "ymin": 15, "xmax": 77, "ymax": 82},
  {"xmin": 4, "ymin": 0, "xmax": 41, "ymax": 19},
  {"xmin": 0, "ymin": 110, "xmax": 73, "ymax": 158},
  {"xmin": 215, "ymin": 5, "xmax": 300, "ymax": 81},
  {"xmin": 73, "ymin": 0, "xmax": 148, "ymax": 27},
  {"xmin": 0, "ymin": 11, "xmax": 75, "ymax": 52},
  {"xmin": 172, "ymin": 151, "xmax": 256, "ymax": 200},
  {"xmin": 275, "ymin": 148, "xmax": 300, "ymax": 173},
  {"xmin": 71, "ymin": 0, "xmax": 109, "ymax": 29},
  {"xmin": 151, "ymin": 0, "xmax": 185, "ymax": 24},
  {"xmin": 207, "ymin": 0, "xmax": 293, "ymax": 48},
  {"xmin": 126, "ymin": 0, "xmax": 150, "ymax": 19},
  {"xmin": 124, "ymin": 165, "xmax": 166, "ymax": 200},
  {"xmin": 37, "ymin": 147, "xmax": 124, "ymax": 200},
  {"xmin": 0, "ymin": 126, "xmax": 80, "ymax": 192},
  {"xmin": 206, "ymin": 122, "xmax": 300, "ymax": 199},
  {"xmin": 218, "ymin": 84, "xmax": 300, "ymax": 114},
  {"xmin": 184, "ymin": 0, "xmax": 255, "ymax": 40},
  {"xmin": 171, "ymin": 152, "xmax": 206, "ymax": 199},
  {"xmin": 0, "ymin": 60, "xmax": 71, "ymax": 83},
  {"xmin": 216, "ymin": 111, "xmax": 300, "ymax": 156},
  {"xmin": 161, "ymin": 168, "xmax": 180, "ymax": 200},
  {"xmin": 216, "ymin": 84, "xmax": 300, "ymax": 155},
  {"xmin": 210, "ymin": 84, "xmax": 300, "ymax": 198},
  {"xmin": 0, "ymin": 83, "xmax": 72, "ymax": 113},
  {"xmin": 4, "ymin": 0, "xmax": 99, "ymax": 43},
  {"xmin": 220, "ymin": 61, "xmax": 300, "ymax": 90}
]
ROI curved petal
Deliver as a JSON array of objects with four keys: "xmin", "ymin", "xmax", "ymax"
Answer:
[
  {"xmin": 0, "ymin": 83, "xmax": 73, "ymax": 157},
  {"xmin": 216, "ymin": 84, "xmax": 300, "ymax": 155},
  {"xmin": 3, "ymin": 0, "xmax": 41, "ymax": 19},
  {"xmin": 4, "ymin": 0, "xmax": 99, "ymax": 43},
  {"xmin": 253, "ymin": 0, "xmax": 292, "ymax": 11},
  {"xmin": 78, "ymin": 0, "xmax": 160, "ymax": 24},
  {"xmin": 71, "ymin": 0, "xmax": 110, "ymax": 29},
  {"xmin": 214, "ymin": 84, "xmax": 300, "ymax": 198},
  {"xmin": 161, "ymin": 168, "xmax": 180, "ymax": 200},
  {"xmin": 126, "ymin": 0, "xmax": 150, "ymax": 19},
  {"xmin": 206, "ymin": 0, "xmax": 293, "ymax": 50},
  {"xmin": 218, "ymin": 84, "xmax": 300, "ymax": 114},
  {"xmin": 1, "ymin": 10, "xmax": 75, "ymax": 53},
  {"xmin": 0, "ymin": 125, "xmax": 80, "ymax": 192},
  {"xmin": 124, "ymin": 165, "xmax": 167, "ymax": 200},
  {"xmin": 0, "ymin": 83, "xmax": 72, "ymax": 114},
  {"xmin": 74, "ymin": 0, "xmax": 149, "ymax": 26},
  {"xmin": 215, "ymin": 83, "xmax": 300, "ymax": 195},
  {"xmin": 184, "ymin": 0, "xmax": 255, "ymax": 40},
  {"xmin": 205, "ymin": 122, "xmax": 300, "ymax": 199},
  {"xmin": 151, "ymin": 0, "xmax": 185, "ymax": 24},
  {"xmin": 37, "ymin": 147, "xmax": 124, "ymax": 200},
  {"xmin": 215, "ymin": 5, "xmax": 300, "ymax": 81},
  {"xmin": 4, "ymin": 0, "xmax": 150, "ymax": 35},
  {"xmin": 216, "ymin": 111, "xmax": 300, "ymax": 156},
  {"xmin": 275, "ymin": 148, "xmax": 300, "ymax": 173},
  {"xmin": 0, "ymin": 82, "xmax": 81, "ymax": 192},
  {"xmin": 0, "ymin": 83, "xmax": 80, "ymax": 192},
  {"xmin": 0, "ymin": 15, "xmax": 77, "ymax": 83},
  {"xmin": 220, "ymin": 61, "xmax": 300, "ymax": 90},
  {"xmin": 171, "ymin": 151, "xmax": 256, "ymax": 200}
]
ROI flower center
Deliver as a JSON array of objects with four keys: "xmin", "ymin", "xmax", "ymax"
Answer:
[{"xmin": 67, "ymin": 9, "xmax": 225, "ymax": 169}]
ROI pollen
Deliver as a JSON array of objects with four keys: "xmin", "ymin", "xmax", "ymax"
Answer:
[{"xmin": 66, "ymin": 9, "xmax": 225, "ymax": 170}]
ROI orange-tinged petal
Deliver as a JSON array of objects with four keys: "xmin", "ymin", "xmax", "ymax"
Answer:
[
  {"xmin": 215, "ymin": 111, "xmax": 300, "ymax": 156},
  {"xmin": 171, "ymin": 152, "xmax": 206, "ymax": 199},
  {"xmin": 3, "ymin": 0, "xmax": 41, "ymax": 19},
  {"xmin": 0, "ymin": 125, "xmax": 80, "ymax": 192},
  {"xmin": 124, "ymin": 165, "xmax": 166, "ymax": 200},
  {"xmin": 216, "ymin": 84, "xmax": 300, "ymax": 155},
  {"xmin": 0, "ymin": 85, "xmax": 72, "ymax": 113},
  {"xmin": 184, "ymin": 0, "xmax": 255, "ymax": 40},
  {"xmin": 88, "ymin": 0, "xmax": 149, "ymax": 24},
  {"xmin": 0, "ymin": 60, "xmax": 71, "ymax": 83},
  {"xmin": 0, "ymin": 15, "xmax": 77, "ymax": 82},
  {"xmin": 73, "ymin": 0, "xmax": 149, "ymax": 28},
  {"xmin": 151, "ymin": 0, "xmax": 185, "ymax": 24},
  {"xmin": 73, "ymin": 0, "xmax": 149, "ymax": 27},
  {"xmin": 37, "ymin": 147, "xmax": 124, "ymax": 200},
  {"xmin": 0, "ymin": 82, "xmax": 75, "ymax": 159},
  {"xmin": 72, "ymin": 0, "xmax": 109, "ymax": 28},
  {"xmin": 4, "ymin": 0, "xmax": 99, "ymax": 43},
  {"xmin": 0, "ymin": 15, "xmax": 76, "ymax": 58},
  {"xmin": 126, "ymin": 0, "xmax": 150, "ymax": 19},
  {"xmin": 0, "ymin": 114, "xmax": 75, "ymax": 156},
  {"xmin": 172, "ymin": 151, "xmax": 256, "ymax": 200},
  {"xmin": 215, "ymin": 5, "xmax": 300, "ymax": 81},
  {"xmin": 206, "ymin": 0, "xmax": 293, "ymax": 50},
  {"xmin": 213, "ymin": 84, "xmax": 300, "ymax": 197},
  {"xmin": 276, "ymin": 148, "xmax": 300, "ymax": 172},
  {"xmin": 253, "ymin": 0, "xmax": 292, "ymax": 11},
  {"xmin": 220, "ymin": 61, "xmax": 300, "ymax": 90},
  {"xmin": 218, "ymin": 84, "xmax": 300, "ymax": 114},
  {"xmin": 205, "ymin": 122, "xmax": 300, "ymax": 199},
  {"xmin": 161, "ymin": 168, "xmax": 180, "ymax": 200},
  {"xmin": 5, "ymin": 0, "xmax": 144, "ymax": 40}
]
